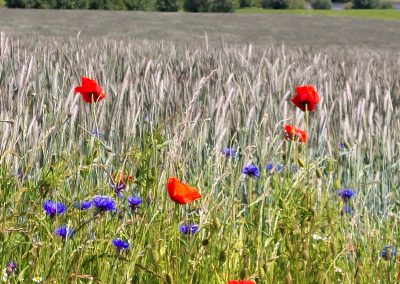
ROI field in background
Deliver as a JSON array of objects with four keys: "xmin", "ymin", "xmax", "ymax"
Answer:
[
  {"xmin": 237, "ymin": 7, "xmax": 400, "ymax": 20},
  {"xmin": 1, "ymin": 29, "xmax": 400, "ymax": 282},
  {"xmin": 0, "ymin": 9, "xmax": 400, "ymax": 51}
]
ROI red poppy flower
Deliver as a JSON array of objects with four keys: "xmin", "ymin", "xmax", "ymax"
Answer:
[
  {"xmin": 74, "ymin": 77, "xmax": 106, "ymax": 103},
  {"xmin": 167, "ymin": 177, "xmax": 202, "ymax": 204},
  {"xmin": 291, "ymin": 85, "xmax": 319, "ymax": 112},
  {"xmin": 285, "ymin": 124, "xmax": 307, "ymax": 143},
  {"xmin": 228, "ymin": 281, "xmax": 255, "ymax": 284}
]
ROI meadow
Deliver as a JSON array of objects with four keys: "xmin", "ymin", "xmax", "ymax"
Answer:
[{"xmin": 0, "ymin": 23, "xmax": 400, "ymax": 283}]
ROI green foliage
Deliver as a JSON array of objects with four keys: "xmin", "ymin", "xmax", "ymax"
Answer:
[
  {"xmin": 183, "ymin": 0, "xmax": 209, "ymax": 11},
  {"xmin": 311, "ymin": 0, "xmax": 332, "ymax": 9},
  {"xmin": 89, "ymin": 0, "xmax": 126, "ymax": 9},
  {"xmin": 289, "ymin": 0, "xmax": 304, "ymax": 8},
  {"xmin": 53, "ymin": 0, "xmax": 89, "ymax": 8},
  {"xmin": 209, "ymin": 0, "xmax": 236, "ymax": 11},
  {"xmin": 124, "ymin": 0, "xmax": 154, "ymax": 10},
  {"xmin": 239, "ymin": 0, "xmax": 252, "ymax": 6},
  {"xmin": 262, "ymin": 0, "xmax": 290, "ymax": 9},
  {"xmin": 379, "ymin": 1, "xmax": 393, "ymax": 8},
  {"xmin": 351, "ymin": 0, "xmax": 379, "ymax": 9},
  {"xmin": 155, "ymin": 0, "xmax": 179, "ymax": 11},
  {"xmin": 6, "ymin": 0, "xmax": 50, "ymax": 8}
]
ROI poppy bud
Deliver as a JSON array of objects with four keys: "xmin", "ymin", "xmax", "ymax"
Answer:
[
  {"xmin": 212, "ymin": 218, "xmax": 221, "ymax": 230},
  {"xmin": 262, "ymin": 263, "xmax": 268, "ymax": 274},
  {"xmin": 243, "ymin": 250, "xmax": 250, "ymax": 268},
  {"xmin": 285, "ymin": 272, "xmax": 292, "ymax": 284},
  {"xmin": 152, "ymin": 251, "xmax": 160, "ymax": 263},
  {"xmin": 219, "ymin": 250, "xmax": 227, "ymax": 263},
  {"xmin": 316, "ymin": 168, "xmax": 323, "ymax": 179},
  {"xmin": 298, "ymin": 158, "xmax": 306, "ymax": 168},
  {"xmin": 201, "ymin": 238, "xmax": 210, "ymax": 246},
  {"xmin": 258, "ymin": 267, "xmax": 265, "ymax": 279},
  {"xmin": 240, "ymin": 268, "xmax": 248, "ymax": 279},
  {"xmin": 334, "ymin": 179, "xmax": 341, "ymax": 190},
  {"xmin": 344, "ymin": 141, "xmax": 351, "ymax": 150},
  {"xmin": 302, "ymin": 250, "xmax": 309, "ymax": 260},
  {"xmin": 165, "ymin": 273, "xmax": 173, "ymax": 284}
]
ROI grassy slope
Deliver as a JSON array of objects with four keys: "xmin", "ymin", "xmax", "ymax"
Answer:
[{"xmin": 237, "ymin": 7, "xmax": 400, "ymax": 20}]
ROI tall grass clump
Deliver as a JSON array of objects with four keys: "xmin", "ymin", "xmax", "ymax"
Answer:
[{"xmin": 0, "ymin": 32, "xmax": 400, "ymax": 283}]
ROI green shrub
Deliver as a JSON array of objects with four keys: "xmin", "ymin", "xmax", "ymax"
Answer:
[
  {"xmin": 183, "ymin": 0, "xmax": 209, "ymax": 11},
  {"xmin": 6, "ymin": 0, "xmax": 52, "ymax": 8},
  {"xmin": 289, "ymin": 0, "xmax": 304, "ymax": 8},
  {"xmin": 123, "ymin": 0, "xmax": 154, "ymax": 9},
  {"xmin": 53, "ymin": 0, "xmax": 89, "ymax": 8},
  {"xmin": 311, "ymin": 0, "xmax": 332, "ymax": 9},
  {"xmin": 156, "ymin": 0, "xmax": 178, "ymax": 11},
  {"xmin": 379, "ymin": 1, "xmax": 393, "ymax": 8},
  {"xmin": 209, "ymin": 0, "xmax": 236, "ymax": 11},
  {"xmin": 262, "ymin": 0, "xmax": 290, "ymax": 8},
  {"xmin": 351, "ymin": 0, "xmax": 379, "ymax": 8},
  {"xmin": 239, "ymin": 0, "xmax": 252, "ymax": 6}
]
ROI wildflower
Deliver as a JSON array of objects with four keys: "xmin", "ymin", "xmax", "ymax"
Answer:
[
  {"xmin": 228, "ymin": 281, "xmax": 255, "ymax": 284},
  {"xmin": 266, "ymin": 163, "xmax": 283, "ymax": 173},
  {"xmin": 285, "ymin": 125, "xmax": 307, "ymax": 143},
  {"xmin": 112, "ymin": 238, "xmax": 129, "ymax": 250},
  {"xmin": 6, "ymin": 262, "xmax": 17, "ymax": 275},
  {"xmin": 43, "ymin": 200, "xmax": 66, "ymax": 217},
  {"xmin": 180, "ymin": 224, "xmax": 199, "ymax": 235},
  {"xmin": 2, "ymin": 269, "xmax": 8, "ymax": 282},
  {"xmin": 266, "ymin": 163, "xmax": 274, "ymax": 171},
  {"xmin": 91, "ymin": 128, "xmax": 101, "ymax": 138},
  {"xmin": 291, "ymin": 85, "xmax": 319, "ymax": 112},
  {"xmin": 144, "ymin": 113, "xmax": 151, "ymax": 122},
  {"xmin": 337, "ymin": 188, "xmax": 355, "ymax": 202},
  {"xmin": 312, "ymin": 234, "xmax": 328, "ymax": 241},
  {"xmin": 75, "ymin": 200, "xmax": 92, "ymax": 210},
  {"xmin": 291, "ymin": 165, "xmax": 298, "ymax": 173},
  {"xmin": 222, "ymin": 147, "xmax": 238, "ymax": 158},
  {"xmin": 381, "ymin": 245, "xmax": 397, "ymax": 260},
  {"xmin": 341, "ymin": 204, "xmax": 352, "ymax": 215},
  {"xmin": 128, "ymin": 196, "xmax": 143, "ymax": 208},
  {"xmin": 92, "ymin": 196, "xmax": 116, "ymax": 212},
  {"xmin": 55, "ymin": 226, "xmax": 75, "ymax": 239},
  {"xmin": 111, "ymin": 182, "xmax": 126, "ymax": 197},
  {"xmin": 242, "ymin": 164, "xmax": 261, "ymax": 178},
  {"xmin": 74, "ymin": 77, "xmax": 106, "ymax": 103},
  {"xmin": 338, "ymin": 143, "xmax": 345, "ymax": 150},
  {"xmin": 166, "ymin": 177, "xmax": 202, "ymax": 204},
  {"xmin": 32, "ymin": 276, "xmax": 43, "ymax": 283}
]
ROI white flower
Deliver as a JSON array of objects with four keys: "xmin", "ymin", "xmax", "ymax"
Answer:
[
  {"xmin": 32, "ymin": 276, "xmax": 42, "ymax": 283},
  {"xmin": 312, "ymin": 233, "xmax": 328, "ymax": 241},
  {"xmin": 2, "ymin": 268, "xmax": 8, "ymax": 282},
  {"xmin": 334, "ymin": 267, "xmax": 343, "ymax": 273}
]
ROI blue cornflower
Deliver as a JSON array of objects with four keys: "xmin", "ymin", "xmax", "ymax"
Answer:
[
  {"xmin": 242, "ymin": 164, "xmax": 261, "ymax": 178},
  {"xmin": 266, "ymin": 163, "xmax": 283, "ymax": 173},
  {"xmin": 266, "ymin": 163, "xmax": 274, "ymax": 171},
  {"xmin": 381, "ymin": 245, "xmax": 397, "ymax": 260},
  {"xmin": 128, "ymin": 196, "xmax": 143, "ymax": 208},
  {"xmin": 55, "ymin": 226, "xmax": 75, "ymax": 239},
  {"xmin": 222, "ymin": 147, "xmax": 238, "ymax": 158},
  {"xmin": 75, "ymin": 200, "xmax": 92, "ymax": 210},
  {"xmin": 92, "ymin": 128, "xmax": 101, "ymax": 138},
  {"xmin": 291, "ymin": 165, "xmax": 298, "ymax": 173},
  {"xmin": 144, "ymin": 113, "xmax": 151, "ymax": 123},
  {"xmin": 6, "ymin": 262, "xmax": 17, "ymax": 275},
  {"xmin": 342, "ymin": 204, "xmax": 352, "ymax": 215},
  {"xmin": 338, "ymin": 143, "xmax": 345, "ymax": 150},
  {"xmin": 43, "ymin": 200, "xmax": 66, "ymax": 217},
  {"xmin": 93, "ymin": 196, "xmax": 116, "ymax": 212},
  {"xmin": 112, "ymin": 238, "xmax": 130, "ymax": 250},
  {"xmin": 337, "ymin": 188, "xmax": 355, "ymax": 201},
  {"xmin": 180, "ymin": 224, "xmax": 199, "ymax": 235},
  {"xmin": 111, "ymin": 182, "xmax": 126, "ymax": 197}
]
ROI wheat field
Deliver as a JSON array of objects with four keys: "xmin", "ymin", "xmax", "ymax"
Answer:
[{"xmin": 1, "ymin": 30, "xmax": 400, "ymax": 283}]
